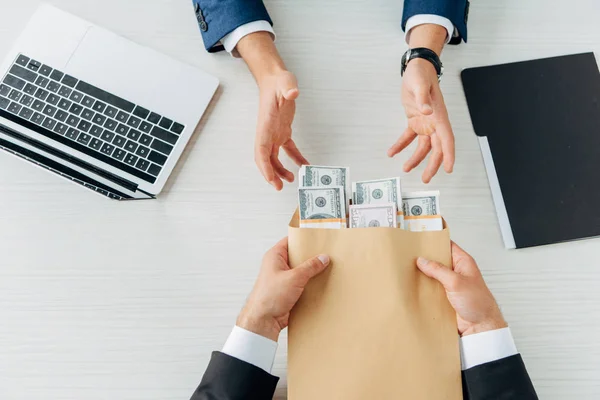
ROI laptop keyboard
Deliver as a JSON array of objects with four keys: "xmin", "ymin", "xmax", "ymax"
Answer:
[{"xmin": 0, "ymin": 54, "xmax": 186, "ymax": 184}]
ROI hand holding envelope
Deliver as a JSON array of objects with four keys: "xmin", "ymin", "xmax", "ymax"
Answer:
[
  {"xmin": 287, "ymin": 209, "xmax": 460, "ymax": 400},
  {"xmin": 228, "ymin": 225, "xmax": 509, "ymax": 400}
]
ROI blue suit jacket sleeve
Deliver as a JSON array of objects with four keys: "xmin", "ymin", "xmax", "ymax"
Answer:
[
  {"xmin": 402, "ymin": 0, "xmax": 470, "ymax": 43},
  {"xmin": 191, "ymin": 0, "xmax": 273, "ymax": 53}
]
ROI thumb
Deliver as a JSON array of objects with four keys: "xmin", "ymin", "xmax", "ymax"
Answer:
[
  {"xmin": 292, "ymin": 254, "xmax": 330, "ymax": 286},
  {"xmin": 278, "ymin": 73, "xmax": 299, "ymax": 101},
  {"xmin": 416, "ymin": 257, "xmax": 457, "ymax": 289},
  {"xmin": 413, "ymin": 87, "xmax": 433, "ymax": 115},
  {"xmin": 283, "ymin": 87, "xmax": 299, "ymax": 101}
]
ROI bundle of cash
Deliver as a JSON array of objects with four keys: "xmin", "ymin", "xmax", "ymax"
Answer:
[
  {"xmin": 297, "ymin": 165, "xmax": 444, "ymax": 231},
  {"xmin": 299, "ymin": 165, "xmax": 349, "ymax": 192},
  {"xmin": 298, "ymin": 165, "xmax": 349, "ymax": 229},
  {"xmin": 349, "ymin": 203, "xmax": 397, "ymax": 228},
  {"xmin": 402, "ymin": 191, "xmax": 443, "ymax": 232},
  {"xmin": 298, "ymin": 186, "xmax": 347, "ymax": 229},
  {"xmin": 352, "ymin": 177, "xmax": 404, "ymax": 228}
]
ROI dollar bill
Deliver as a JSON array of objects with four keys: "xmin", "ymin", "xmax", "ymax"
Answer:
[
  {"xmin": 298, "ymin": 186, "xmax": 347, "ymax": 229},
  {"xmin": 352, "ymin": 177, "xmax": 404, "ymax": 228},
  {"xmin": 349, "ymin": 203, "xmax": 397, "ymax": 228},
  {"xmin": 402, "ymin": 191, "xmax": 443, "ymax": 232},
  {"xmin": 300, "ymin": 165, "xmax": 349, "ymax": 192}
]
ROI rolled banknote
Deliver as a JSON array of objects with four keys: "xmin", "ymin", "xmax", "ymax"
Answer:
[
  {"xmin": 402, "ymin": 191, "xmax": 443, "ymax": 232},
  {"xmin": 298, "ymin": 186, "xmax": 347, "ymax": 229},
  {"xmin": 352, "ymin": 177, "xmax": 404, "ymax": 228},
  {"xmin": 349, "ymin": 203, "xmax": 397, "ymax": 228}
]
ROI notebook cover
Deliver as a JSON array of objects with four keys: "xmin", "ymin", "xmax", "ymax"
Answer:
[{"xmin": 462, "ymin": 53, "xmax": 600, "ymax": 248}]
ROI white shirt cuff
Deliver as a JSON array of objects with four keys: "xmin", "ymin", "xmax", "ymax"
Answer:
[
  {"xmin": 221, "ymin": 20, "xmax": 275, "ymax": 58},
  {"xmin": 405, "ymin": 14, "xmax": 455, "ymax": 45},
  {"xmin": 221, "ymin": 325, "xmax": 278, "ymax": 373},
  {"xmin": 460, "ymin": 327, "xmax": 519, "ymax": 370}
]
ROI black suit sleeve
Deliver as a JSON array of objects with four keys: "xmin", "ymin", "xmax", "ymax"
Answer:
[
  {"xmin": 462, "ymin": 354, "xmax": 538, "ymax": 400},
  {"xmin": 190, "ymin": 352, "xmax": 279, "ymax": 400}
]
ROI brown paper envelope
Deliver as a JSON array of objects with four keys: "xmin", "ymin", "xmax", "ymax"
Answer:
[{"xmin": 288, "ymin": 210, "xmax": 462, "ymax": 400}]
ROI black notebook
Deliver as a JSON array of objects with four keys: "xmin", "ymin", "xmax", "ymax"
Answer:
[{"xmin": 461, "ymin": 53, "xmax": 600, "ymax": 249}]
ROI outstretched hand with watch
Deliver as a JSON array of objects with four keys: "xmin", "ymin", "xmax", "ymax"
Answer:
[{"xmin": 388, "ymin": 23, "xmax": 455, "ymax": 184}]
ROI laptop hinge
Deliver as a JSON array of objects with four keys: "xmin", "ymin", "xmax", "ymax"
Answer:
[{"xmin": 0, "ymin": 122, "xmax": 153, "ymax": 200}]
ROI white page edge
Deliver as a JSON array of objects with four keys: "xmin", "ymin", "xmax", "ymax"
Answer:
[{"xmin": 478, "ymin": 136, "xmax": 517, "ymax": 249}]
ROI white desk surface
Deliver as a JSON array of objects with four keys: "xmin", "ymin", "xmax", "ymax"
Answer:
[{"xmin": 1, "ymin": 1, "xmax": 599, "ymax": 399}]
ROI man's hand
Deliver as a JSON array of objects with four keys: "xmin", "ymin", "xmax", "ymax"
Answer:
[
  {"xmin": 237, "ymin": 238, "xmax": 330, "ymax": 341},
  {"xmin": 388, "ymin": 24, "xmax": 455, "ymax": 183},
  {"xmin": 237, "ymin": 32, "xmax": 309, "ymax": 191},
  {"xmin": 255, "ymin": 71, "xmax": 308, "ymax": 190},
  {"xmin": 416, "ymin": 242, "xmax": 508, "ymax": 336}
]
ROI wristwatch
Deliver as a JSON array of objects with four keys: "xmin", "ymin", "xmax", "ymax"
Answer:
[{"xmin": 401, "ymin": 47, "xmax": 444, "ymax": 82}]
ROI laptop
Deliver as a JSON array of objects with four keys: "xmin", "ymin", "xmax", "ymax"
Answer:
[{"xmin": 0, "ymin": 4, "xmax": 219, "ymax": 200}]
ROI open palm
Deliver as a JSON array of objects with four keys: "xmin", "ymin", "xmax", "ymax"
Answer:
[
  {"xmin": 388, "ymin": 59, "xmax": 455, "ymax": 183},
  {"xmin": 255, "ymin": 71, "xmax": 309, "ymax": 191}
]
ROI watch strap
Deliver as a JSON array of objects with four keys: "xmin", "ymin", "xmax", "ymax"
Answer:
[{"xmin": 401, "ymin": 47, "xmax": 443, "ymax": 80}]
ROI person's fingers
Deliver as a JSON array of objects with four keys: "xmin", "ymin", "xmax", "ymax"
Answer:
[
  {"xmin": 451, "ymin": 242, "xmax": 480, "ymax": 276},
  {"xmin": 283, "ymin": 87, "xmax": 299, "ymax": 101},
  {"xmin": 416, "ymin": 257, "xmax": 461, "ymax": 292},
  {"xmin": 255, "ymin": 144, "xmax": 282, "ymax": 190},
  {"xmin": 267, "ymin": 236, "xmax": 290, "ymax": 267},
  {"xmin": 271, "ymin": 152, "xmax": 294, "ymax": 183},
  {"xmin": 436, "ymin": 118, "xmax": 455, "ymax": 173},
  {"xmin": 272, "ymin": 237, "xmax": 289, "ymax": 252},
  {"xmin": 422, "ymin": 133, "xmax": 443, "ymax": 183},
  {"xmin": 450, "ymin": 242, "xmax": 470, "ymax": 262},
  {"xmin": 256, "ymin": 146, "xmax": 283, "ymax": 191},
  {"xmin": 265, "ymin": 236, "xmax": 289, "ymax": 261},
  {"xmin": 403, "ymin": 135, "xmax": 431, "ymax": 172},
  {"xmin": 269, "ymin": 175, "xmax": 283, "ymax": 190},
  {"xmin": 282, "ymin": 139, "xmax": 310, "ymax": 167},
  {"xmin": 292, "ymin": 254, "xmax": 331, "ymax": 286},
  {"xmin": 413, "ymin": 86, "xmax": 434, "ymax": 115},
  {"xmin": 388, "ymin": 128, "xmax": 417, "ymax": 158},
  {"xmin": 278, "ymin": 73, "xmax": 299, "ymax": 101}
]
